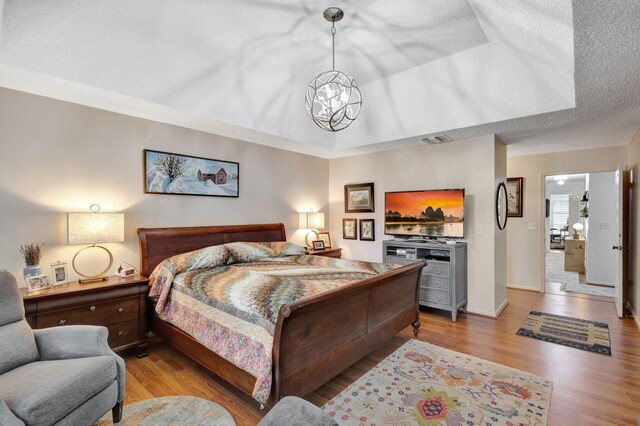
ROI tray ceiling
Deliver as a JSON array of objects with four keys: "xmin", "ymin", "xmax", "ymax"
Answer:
[{"xmin": 0, "ymin": 0, "xmax": 637, "ymax": 158}]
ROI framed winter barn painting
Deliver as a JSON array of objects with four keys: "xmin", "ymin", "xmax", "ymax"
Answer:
[{"xmin": 144, "ymin": 149, "xmax": 239, "ymax": 197}]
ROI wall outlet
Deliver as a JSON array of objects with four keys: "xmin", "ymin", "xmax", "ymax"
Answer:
[
  {"xmin": 528, "ymin": 222, "xmax": 538, "ymax": 230},
  {"xmin": 600, "ymin": 223, "xmax": 610, "ymax": 230},
  {"xmin": 476, "ymin": 225, "xmax": 484, "ymax": 234}
]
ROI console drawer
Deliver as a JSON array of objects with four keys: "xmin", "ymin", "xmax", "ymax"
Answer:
[
  {"xmin": 107, "ymin": 320, "xmax": 139, "ymax": 349},
  {"xmin": 422, "ymin": 275, "xmax": 450, "ymax": 290},
  {"xmin": 424, "ymin": 261, "xmax": 450, "ymax": 277},
  {"xmin": 419, "ymin": 288, "xmax": 451, "ymax": 306},
  {"xmin": 37, "ymin": 297, "xmax": 139, "ymax": 328}
]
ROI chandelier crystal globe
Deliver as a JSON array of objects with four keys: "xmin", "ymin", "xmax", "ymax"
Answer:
[{"xmin": 305, "ymin": 7, "xmax": 362, "ymax": 132}]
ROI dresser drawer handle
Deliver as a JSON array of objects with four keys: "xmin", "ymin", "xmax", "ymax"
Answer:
[
  {"xmin": 435, "ymin": 296, "xmax": 441, "ymax": 302},
  {"xmin": 117, "ymin": 307, "xmax": 124, "ymax": 314},
  {"xmin": 435, "ymin": 282, "xmax": 441, "ymax": 288},
  {"xmin": 118, "ymin": 330, "xmax": 124, "ymax": 336},
  {"xmin": 434, "ymin": 268, "xmax": 441, "ymax": 274},
  {"xmin": 58, "ymin": 319, "xmax": 66, "ymax": 325},
  {"xmin": 90, "ymin": 306, "xmax": 96, "ymax": 311}
]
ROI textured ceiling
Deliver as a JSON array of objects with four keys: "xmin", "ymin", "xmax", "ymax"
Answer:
[{"xmin": 0, "ymin": 0, "xmax": 636, "ymax": 157}]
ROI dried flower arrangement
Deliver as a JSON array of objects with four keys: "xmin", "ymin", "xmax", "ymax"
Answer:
[{"xmin": 20, "ymin": 243, "xmax": 44, "ymax": 266}]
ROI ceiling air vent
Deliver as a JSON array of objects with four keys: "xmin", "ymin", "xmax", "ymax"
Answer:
[{"xmin": 421, "ymin": 135, "xmax": 454, "ymax": 145}]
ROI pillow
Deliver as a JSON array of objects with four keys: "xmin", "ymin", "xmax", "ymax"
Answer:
[
  {"xmin": 270, "ymin": 242, "xmax": 308, "ymax": 257},
  {"xmin": 148, "ymin": 245, "xmax": 230, "ymax": 310},
  {"xmin": 226, "ymin": 242, "xmax": 307, "ymax": 263}
]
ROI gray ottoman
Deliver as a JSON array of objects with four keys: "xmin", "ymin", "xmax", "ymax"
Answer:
[{"xmin": 258, "ymin": 397, "xmax": 337, "ymax": 426}]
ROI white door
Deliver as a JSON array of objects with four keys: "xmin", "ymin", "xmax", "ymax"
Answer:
[{"xmin": 613, "ymin": 165, "xmax": 629, "ymax": 317}]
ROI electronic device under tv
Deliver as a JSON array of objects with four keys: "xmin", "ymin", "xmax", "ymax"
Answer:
[{"xmin": 385, "ymin": 189, "xmax": 465, "ymax": 239}]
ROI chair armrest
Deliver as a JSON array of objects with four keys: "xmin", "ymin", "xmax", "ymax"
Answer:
[
  {"xmin": 34, "ymin": 325, "xmax": 112, "ymax": 359},
  {"xmin": 34, "ymin": 325, "xmax": 126, "ymax": 402},
  {"xmin": 0, "ymin": 400, "xmax": 25, "ymax": 426}
]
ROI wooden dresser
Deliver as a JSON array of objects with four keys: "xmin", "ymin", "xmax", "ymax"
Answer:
[
  {"xmin": 21, "ymin": 275, "xmax": 149, "ymax": 357},
  {"xmin": 383, "ymin": 240, "xmax": 467, "ymax": 322},
  {"xmin": 308, "ymin": 248, "xmax": 342, "ymax": 258},
  {"xmin": 564, "ymin": 237, "xmax": 586, "ymax": 274}
]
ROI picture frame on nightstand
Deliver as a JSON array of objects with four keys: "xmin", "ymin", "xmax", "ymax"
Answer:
[
  {"xmin": 25, "ymin": 274, "xmax": 51, "ymax": 293},
  {"xmin": 50, "ymin": 261, "xmax": 69, "ymax": 286},
  {"xmin": 317, "ymin": 231, "xmax": 332, "ymax": 249},
  {"xmin": 312, "ymin": 240, "xmax": 325, "ymax": 250}
]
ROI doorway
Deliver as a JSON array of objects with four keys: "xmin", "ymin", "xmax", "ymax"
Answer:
[{"xmin": 544, "ymin": 172, "xmax": 617, "ymax": 300}]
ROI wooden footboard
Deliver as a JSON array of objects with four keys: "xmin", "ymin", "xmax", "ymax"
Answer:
[
  {"xmin": 271, "ymin": 260, "xmax": 424, "ymax": 402},
  {"xmin": 138, "ymin": 224, "xmax": 425, "ymax": 406}
]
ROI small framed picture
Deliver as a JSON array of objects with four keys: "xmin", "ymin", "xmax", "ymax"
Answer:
[
  {"xmin": 344, "ymin": 182, "xmax": 375, "ymax": 213},
  {"xmin": 359, "ymin": 219, "xmax": 375, "ymax": 241},
  {"xmin": 343, "ymin": 219, "xmax": 357, "ymax": 240},
  {"xmin": 506, "ymin": 177, "xmax": 523, "ymax": 217},
  {"xmin": 312, "ymin": 240, "xmax": 326, "ymax": 250},
  {"xmin": 317, "ymin": 232, "xmax": 332, "ymax": 249},
  {"xmin": 25, "ymin": 274, "xmax": 51, "ymax": 293},
  {"xmin": 50, "ymin": 261, "xmax": 69, "ymax": 286}
]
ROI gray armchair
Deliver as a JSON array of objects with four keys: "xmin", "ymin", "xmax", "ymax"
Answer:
[{"xmin": 0, "ymin": 270, "xmax": 125, "ymax": 426}]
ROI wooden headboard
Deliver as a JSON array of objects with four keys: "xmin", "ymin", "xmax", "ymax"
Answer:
[{"xmin": 137, "ymin": 223, "xmax": 287, "ymax": 276}]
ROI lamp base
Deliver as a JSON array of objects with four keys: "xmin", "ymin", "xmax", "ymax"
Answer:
[
  {"xmin": 305, "ymin": 229, "xmax": 319, "ymax": 248},
  {"xmin": 78, "ymin": 275, "xmax": 109, "ymax": 284},
  {"xmin": 73, "ymin": 244, "xmax": 114, "ymax": 284}
]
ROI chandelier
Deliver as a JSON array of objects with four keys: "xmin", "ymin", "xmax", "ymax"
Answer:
[{"xmin": 305, "ymin": 7, "xmax": 362, "ymax": 132}]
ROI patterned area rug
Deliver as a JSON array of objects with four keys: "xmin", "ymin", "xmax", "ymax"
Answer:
[
  {"xmin": 517, "ymin": 311, "xmax": 611, "ymax": 356},
  {"xmin": 95, "ymin": 396, "xmax": 236, "ymax": 425},
  {"xmin": 545, "ymin": 252, "xmax": 579, "ymax": 286},
  {"xmin": 322, "ymin": 339, "xmax": 553, "ymax": 425},
  {"xmin": 559, "ymin": 281, "xmax": 615, "ymax": 298}
]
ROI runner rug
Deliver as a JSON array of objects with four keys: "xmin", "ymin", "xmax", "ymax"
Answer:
[
  {"xmin": 322, "ymin": 339, "xmax": 553, "ymax": 425},
  {"xmin": 517, "ymin": 311, "xmax": 611, "ymax": 356}
]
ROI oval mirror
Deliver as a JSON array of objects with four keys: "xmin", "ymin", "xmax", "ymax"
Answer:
[{"xmin": 496, "ymin": 182, "xmax": 508, "ymax": 230}]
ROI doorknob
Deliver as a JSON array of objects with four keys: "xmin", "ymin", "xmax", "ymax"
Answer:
[{"xmin": 612, "ymin": 245, "xmax": 629, "ymax": 251}]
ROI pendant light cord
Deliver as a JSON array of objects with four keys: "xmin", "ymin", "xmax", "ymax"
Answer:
[{"xmin": 331, "ymin": 22, "xmax": 336, "ymax": 71}]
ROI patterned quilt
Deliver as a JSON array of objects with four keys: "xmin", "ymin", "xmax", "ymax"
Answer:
[{"xmin": 148, "ymin": 242, "xmax": 397, "ymax": 405}]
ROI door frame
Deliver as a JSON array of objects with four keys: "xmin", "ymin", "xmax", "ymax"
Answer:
[{"xmin": 539, "ymin": 169, "xmax": 618, "ymax": 294}]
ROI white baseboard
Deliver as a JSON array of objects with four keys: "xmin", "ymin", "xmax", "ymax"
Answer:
[
  {"xmin": 507, "ymin": 283, "xmax": 544, "ymax": 292},
  {"xmin": 467, "ymin": 299, "xmax": 509, "ymax": 319},
  {"xmin": 585, "ymin": 279, "xmax": 614, "ymax": 287},
  {"xmin": 495, "ymin": 298, "xmax": 509, "ymax": 318},
  {"xmin": 630, "ymin": 306, "xmax": 640, "ymax": 332},
  {"xmin": 466, "ymin": 308, "xmax": 497, "ymax": 318}
]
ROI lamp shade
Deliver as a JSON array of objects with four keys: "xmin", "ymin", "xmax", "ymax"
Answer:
[
  {"xmin": 67, "ymin": 213, "xmax": 124, "ymax": 244},
  {"xmin": 298, "ymin": 212, "xmax": 325, "ymax": 229}
]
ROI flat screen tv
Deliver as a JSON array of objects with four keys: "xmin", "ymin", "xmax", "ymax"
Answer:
[{"xmin": 385, "ymin": 189, "xmax": 465, "ymax": 238}]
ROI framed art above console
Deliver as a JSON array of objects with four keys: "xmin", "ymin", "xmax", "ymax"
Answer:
[
  {"xmin": 144, "ymin": 149, "xmax": 239, "ymax": 198},
  {"xmin": 344, "ymin": 182, "xmax": 374, "ymax": 213}
]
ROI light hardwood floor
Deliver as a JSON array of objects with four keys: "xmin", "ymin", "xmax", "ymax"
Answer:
[{"xmin": 122, "ymin": 289, "xmax": 640, "ymax": 425}]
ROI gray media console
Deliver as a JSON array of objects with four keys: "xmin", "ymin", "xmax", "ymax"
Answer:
[{"xmin": 383, "ymin": 239, "xmax": 467, "ymax": 322}]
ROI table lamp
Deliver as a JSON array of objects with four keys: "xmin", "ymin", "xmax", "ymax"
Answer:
[
  {"xmin": 67, "ymin": 204, "xmax": 124, "ymax": 283},
  {"xmin": 299, "ymin": 210, "xmax": 325, "ymax": 249}
]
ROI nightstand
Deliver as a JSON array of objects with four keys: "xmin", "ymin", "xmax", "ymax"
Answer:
[
  {"xmin": 21, "ymin": 274, "xmax": 150, "ymax": 358},
  {"xmin": 308, "ymin": 247, "xmax": 342, "ymax": 258}
]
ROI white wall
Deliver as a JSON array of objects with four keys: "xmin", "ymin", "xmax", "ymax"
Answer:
[
  {"xmin": 628, "ymin": 129, "xmax": 640, "ymax": 328},
  {"xmin": 0, "ymin": 88, "xmax": 329, "ymax": 284},
  {"xmin": 507, "ymin": 146, "xmax": 628, "ymax": 291},
  {"xmin": 585, "ymin": 172, "xmax": 617, "ymax": 284},
  {"xmin": 494, "ymin": 139, "xmax": 508, "ymax": 312},
  {"xmin": 328, "ymin": 135, "xmax": 507, "ymax": 317}
]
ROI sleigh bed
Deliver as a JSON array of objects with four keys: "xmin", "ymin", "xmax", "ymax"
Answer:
[{"xmin": 138, "ymin": 223, "xmax": 425, "ymax": 406}]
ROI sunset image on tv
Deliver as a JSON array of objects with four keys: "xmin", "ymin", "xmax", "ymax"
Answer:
[{"xmin": 385, "ymin": 189, "xmax": 465, "ymax": 238}]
